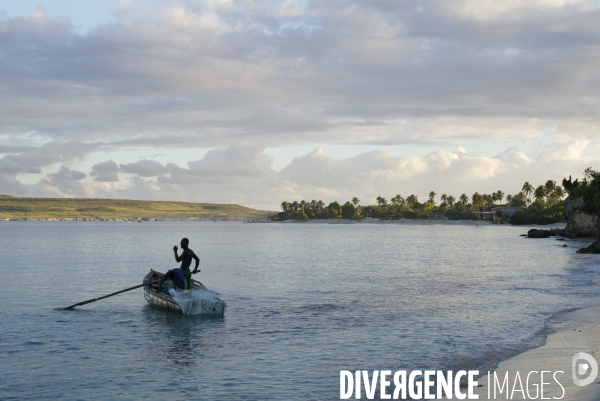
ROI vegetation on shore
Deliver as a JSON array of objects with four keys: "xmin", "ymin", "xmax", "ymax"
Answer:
[
  {"xmin": 563, "ymin": 168, "xmax": 600, "ymax": 214},
  {"xmin": 0, "ymin": 195, "xmax": 275, "ymax": 221},
  {"xmin": 276, "ymin": 175, "xmax": 579, "ymax": 225}
]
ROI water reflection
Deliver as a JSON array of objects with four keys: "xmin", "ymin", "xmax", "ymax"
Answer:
[{"xmin": 141, "ymin": 305, "xmax": 225, "ymax": 367}]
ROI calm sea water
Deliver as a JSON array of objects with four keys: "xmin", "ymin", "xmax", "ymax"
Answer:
[{"xmin": 0, "ymin": 221, "xmax": 598, "ymax": 400}]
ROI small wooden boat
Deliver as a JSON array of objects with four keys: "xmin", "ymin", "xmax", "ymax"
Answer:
[{"xmin": 143, "ymin": 270, "xmax": 225, "ymax": 315}]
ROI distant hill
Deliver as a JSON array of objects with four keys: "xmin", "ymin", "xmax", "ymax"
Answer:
[{"xmin": 0, "ymin": 195, "xmax": 275, "ymax": 221}]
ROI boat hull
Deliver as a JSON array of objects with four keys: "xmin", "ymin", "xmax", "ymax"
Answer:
[
  {"xmin": 143, "ymin": 269, "xmax": 225, "ymax": 315},
  {"xmin": 144, "ymin": 287, "xmax": 182, "ymax": 311}
]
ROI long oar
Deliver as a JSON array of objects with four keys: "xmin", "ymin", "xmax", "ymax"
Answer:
[{"xmin": 63, "ymin": 283, "xmax": 146, "ymax": 310}]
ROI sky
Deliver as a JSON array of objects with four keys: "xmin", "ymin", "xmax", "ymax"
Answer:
[{"xmin": 0, "ymin": 0, "xmax": 598, "ymax": 210}]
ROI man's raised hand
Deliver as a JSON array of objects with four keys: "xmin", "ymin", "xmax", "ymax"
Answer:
[{"xmin": 173, "ymin": 245, "xmax": 178, "ymax": 252}]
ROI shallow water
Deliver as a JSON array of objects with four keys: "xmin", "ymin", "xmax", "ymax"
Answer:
[{"xmin": 0, "ymin": 221, "xmax": 598, "ymax": 400}]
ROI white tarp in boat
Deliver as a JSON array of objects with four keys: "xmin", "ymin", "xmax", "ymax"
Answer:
[{"xmin": 169, "ymin": 287, "xmax": 226, "ymax": 315}]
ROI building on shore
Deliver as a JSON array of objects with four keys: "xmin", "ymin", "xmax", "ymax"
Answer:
[{"xmin": 495, "ymin": 206, "xmax": 524, "ymax": 216}]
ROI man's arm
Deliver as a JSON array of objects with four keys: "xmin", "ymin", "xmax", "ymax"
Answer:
[
  {"xmin": 192, "ymin": 252, "xmax": 200, "ymax": 273},
  {"xmin": 158, "ymin": 270, "xmax": 171, "ymax": 292},
  {"xmin": 173, "ymin": 246, "xmax": 182, "ymax": 262}
]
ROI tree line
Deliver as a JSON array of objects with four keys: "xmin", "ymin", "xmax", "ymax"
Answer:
[{"xmin": 276, "ymin": 179, "xmax": 568, "ymax": 222}]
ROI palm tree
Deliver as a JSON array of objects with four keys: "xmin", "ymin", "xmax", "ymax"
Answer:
[
  {"xmin": 351, "ymin": 197, "xmax": 360, "ymax": 206},
  {"xmin": 553, "ymin": 186, "xmax": 564, "ymax": 200},
  {"xmin": 428, "ymin": 191, "xmax": 436, "ymax": 205},
  {"xmin": 406, "ymin": 194, "xmax": 418, "ymax": 208},
  {"xmin": 544, "ymin": 180, "xmax": 556, "ymax": 194},
  {"xmin": 495, "ymin": 190, "xmax": 504, "ymax": 205},
  {"xmin": 459, "ymin": 193, "xmax": 469, "ymax": 205},
  {"xmin": 513, "ymin": 192, "xmax": 527, "ymax": 207},
  {"xmin": 300, "ymin": 200, "xmax": 306, "ymax": 214},
  {"xmin": 440, "ymin": 194, "xmax": 448, "ymax": 204},
  {"xmin": 506, "ymin": 194, "xmax": 513, "ymax": 205},
  {"xmin": 544, "ymin": 180, "xmax": 557, "ymax": 204},
  {"xmin": 376, "ymin": 196, "xmax": 387, "ymax": 208},
  {"xmin": 390, "ymin": 195, "xmax": 402, "ymax": 207},
  {"xmin": 280, "ymin": 201, "xmax": 291, "ymax": 219},
  {"xmin": 546, "ymin": 185, "xmax": 564, "ymax": 206},
  {"xmin": 447, "ymin": 195, "xmax": 455, "ymax": 207},
  {"xmin": 522, "ymin": 182, "xmax": 534, "ymax": 205},
  {"xmin": 317, "ymin": 200, "xmax": 325, "ymax": 214},
  {"xmin": 533, "ymin": 185, "xmax": 546, "ymax": 203},
  {"xmin": 472, "ymin": 192, "xmax": 484, "ymax": 211},
  {"xmin": 291, "ymin": 201, "xmax": 299, "ymax": 212}
]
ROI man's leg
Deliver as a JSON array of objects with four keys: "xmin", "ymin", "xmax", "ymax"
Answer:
[{"xmin": 185, "ymin": 271, "xmax": 192, "ymax": 289}]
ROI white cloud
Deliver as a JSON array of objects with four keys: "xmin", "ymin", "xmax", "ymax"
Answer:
[
  {"xmin": 278, "ymin": 0, "xmax": 304, "ymax": 17},
  {"xmin": 0, "ymin": 141, "xmax": 598, "ymax": 208},
  {"xmin": 442, "ymin": 0, "xmax": 596, "ymax": 21},
  {"xmin": 0, "ymin": 1, "xmax": 598, "ymax": 207},
  {"xmin": 0, "ymin": 1, "xmax": 597, "ymax": 148},
  {"xmin": 537, "ymin": 139, "xmax": 590, "ymax": 162}
]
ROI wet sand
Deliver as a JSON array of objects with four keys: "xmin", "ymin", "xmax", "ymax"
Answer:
[{"xmin": 472, "ymin": 307, "xmax": 600, "ymax": 400}]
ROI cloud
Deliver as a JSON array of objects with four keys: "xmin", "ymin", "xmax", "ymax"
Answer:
[
  {"xmin": 441, "ymin": 0, "xmax": 596, "ymax": 21},
  {"xmin": 0, "ymin": 1, "xmax": 597, "ymax": 149},
  {"xmin": 279, "ymin": 0, "xmax": 304, "ymax": 17},
  {"xmin": 91, "ymin": 160, "xmax": 120, "ymax": 182},
  {"xmin": 0, "ymin": 140, "xmax": 99, "ymax": 194},
  {"xmin": 158, "ymin": 145, "xmax": 276, "ymax": 187},
  {"xmin": 62, "ymin": 143, "xmax": 598, "ymax": 209},
  {"xmin": 0, "ymin": 142, "xmax": 598, "ymax": 208},
  {"xmin": 0, "ymin": 141, "xmax": 99, "ymax": 173},
  {"xmin": 537, "ymin": 139, "xmax": 591, "ymax": 162},
  {"xmin": 37, "ymin": 166, "xmax": 87, "ymax": 197},
  {"xmin": 187, "ymin": 145, "xmax": 272, "ymax": 176},
  {"xmin": 0, "ymin": 173, "xmax": 28, "ymax": 195},
  {"xmin": 0, "ymin": 2, "xmax": 598, "ymax": 206},
  {"xmin": 0, "ymin": 145, "xmax": 38, "ymax": 154},
  {"xmin": 120, "ymin": 159, "xmax": 169, "ymax": 177}
]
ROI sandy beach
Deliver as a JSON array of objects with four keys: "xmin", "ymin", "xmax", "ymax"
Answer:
[{"xmin": 470, "ymin": 306, "xmax": 600, "ymax": 400}]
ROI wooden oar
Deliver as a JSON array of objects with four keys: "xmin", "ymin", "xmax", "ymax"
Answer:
[{"xmin": 63, "ymin": 283, "xmax": 146, "ymax": 310}]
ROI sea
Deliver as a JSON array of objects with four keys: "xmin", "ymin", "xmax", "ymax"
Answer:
[{"xmin": 0, "ymin": 221, "xmax": 598, "ymax": 400}]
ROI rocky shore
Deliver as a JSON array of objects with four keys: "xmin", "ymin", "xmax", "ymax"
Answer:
[
  {"xmin": 563, "ymin": 195, "xmax": 600, "ymax": 238},
  {"xmin": 526, "ymin": 196, "xmax": 600, "ymax": 253}
]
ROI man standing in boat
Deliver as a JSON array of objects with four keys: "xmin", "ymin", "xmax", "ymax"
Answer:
[{"xmin": 173, "ymin": 238, "xmax": 200, "ymax": 289}]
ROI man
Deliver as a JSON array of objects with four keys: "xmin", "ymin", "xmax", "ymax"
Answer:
[
  {"xmin": 173, "ymin": 237, "xmax": 200, "ymax": 289},
  {"xmin": 158, "ymin": 268, "xmax": 187, "ymax": 292}
]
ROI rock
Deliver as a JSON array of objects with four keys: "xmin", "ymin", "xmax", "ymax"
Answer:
[
  {"xmin": 576, "ymin": 239, "xmax": 600, "ymax": 254},
  {"xmin": 520, "ymin": 234, "xmax": 527, "ymax": 237},
  {"xmin": 564, "ymin": 196, "xmax": 600, "ymax": 238},
  {"xmin": 547, "ymin": 228, "xmax": 564, "ymax": 236},
  {"xmin": 528, "ymin": 229, "xmax": 551, "ymax": 238},
  {"xmin": 563, "ymin": 244, "xmax": 567, "ymax": 247}
]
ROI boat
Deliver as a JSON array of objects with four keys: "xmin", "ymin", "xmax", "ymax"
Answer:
[{"xmin": 143, "ymin": 270, "xmax": 226, "ymax": 315}]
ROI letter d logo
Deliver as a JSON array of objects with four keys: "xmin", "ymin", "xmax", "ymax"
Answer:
[{"xmin": 572, "ymin": 352, "xmax": 599, "ymax": 386}]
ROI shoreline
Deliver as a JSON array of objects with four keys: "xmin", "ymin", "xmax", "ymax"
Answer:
[
  {"xmin": 0, "ymin": 218, "xmax": 569, "ymax": 229},
  {"xmin": 469, "ymin": 305, "xmax": 600, "ymax": 400}
]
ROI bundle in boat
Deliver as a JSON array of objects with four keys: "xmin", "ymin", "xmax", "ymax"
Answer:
[
  {"xmin": 168, "ymin": 288, "xmax": 225, "ymax": 315},
  {"xmin": 143, "ymin": 270, "xmax": 226, "ymax": 316}
]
